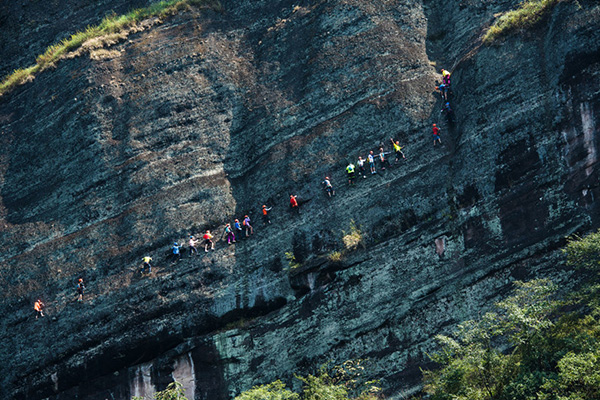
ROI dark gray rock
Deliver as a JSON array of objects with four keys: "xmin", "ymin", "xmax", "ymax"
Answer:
[{"xmin": 0, "ymin": 0, "xmax": 599, "ymax": 399}]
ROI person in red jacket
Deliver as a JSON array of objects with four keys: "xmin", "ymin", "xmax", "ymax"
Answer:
[
  {"xmin": 432, "ymin": 123, "xmax": 441, "ymax": 146},
  {"xmin": 290, "ymin": 194, "xmax": 299, "ymax": 214},
  {"xmin": 203, "ymin": 230, "xmax": 214, "ymax": 252}
]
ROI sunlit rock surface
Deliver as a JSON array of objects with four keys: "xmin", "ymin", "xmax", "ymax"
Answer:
[{"xmin": 0, "ymin": 0, "xmax": 599, "ymax": 399}]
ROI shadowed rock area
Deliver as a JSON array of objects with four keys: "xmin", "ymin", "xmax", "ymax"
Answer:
[{"xmin": 0, "ymin": 0, "xmax": 599, "ymax": 399}]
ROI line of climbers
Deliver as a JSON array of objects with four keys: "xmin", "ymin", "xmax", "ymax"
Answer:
[{"xmin": 33, "ymin": 67, "xmax": 456, "ymax": 317}]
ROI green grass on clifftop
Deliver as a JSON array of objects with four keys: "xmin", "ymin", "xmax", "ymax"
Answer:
[
  {"xmin": 484, "ymin": 0, "xmax": 561, "ymax": 43},
  {"xmin": 0, "ymin": 0, "xmax": 222, "ymax": 96}
]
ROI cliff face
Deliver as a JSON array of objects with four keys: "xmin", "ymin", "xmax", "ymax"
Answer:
[{"xmin": 1, "ymin": 0, "xmax": 599, "ymax": 399}]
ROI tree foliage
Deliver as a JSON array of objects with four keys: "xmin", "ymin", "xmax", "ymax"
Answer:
[
  {"xmin": 423, "ymin": 230, "xmax": 600, "ymax": 400},
  {"xmin": 234, "ymin": 360, "xmax": 381, "ymax": 400}
]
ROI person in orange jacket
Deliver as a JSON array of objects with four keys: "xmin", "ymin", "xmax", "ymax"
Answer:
[
  {"xmin": 262, "ymin": 205, "xmax": 272, "ymax": 225},
  {"xmin": 34, "ymin": 299, "xmax": 44, "ymax": 318}
]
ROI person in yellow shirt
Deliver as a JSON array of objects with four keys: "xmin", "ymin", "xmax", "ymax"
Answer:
[
  {"xmin": 390, "ymin": 138, "xmax": 406, "ymax": 163},
  {"xmin": 141, "ymin": 256, "xmax": 152, "ymax": 274}
]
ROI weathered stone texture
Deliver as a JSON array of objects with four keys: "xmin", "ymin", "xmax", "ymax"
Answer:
[{"xmin": 0, "ymin": 0, "xmax": 599, "ymax": 399}]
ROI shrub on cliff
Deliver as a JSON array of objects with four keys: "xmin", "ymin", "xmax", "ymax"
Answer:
[{"xmin": 484, "ymin": 0, "xmax": 561, "ymax": 43}]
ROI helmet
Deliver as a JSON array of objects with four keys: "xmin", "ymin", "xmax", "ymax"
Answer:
[
  {"xmin": 235, "ymin": 218, "xmax": 239, "ymax": 222},
  {"xmin": 79, "ymin": 278, "xmax": 83, "ymax": 282},
  {"xmin": 206, "ymin": 230, "xmax": 210, "ymax": 233},
  {"xmin": 433, "ymin": 123, "xmax": 436, "ymax": 126},
  {"xmin": 446, "ymin": 102, "xmax": 450, "ymax": 106},
  {"xmin": 262, "ymin": 205, "xmax": 266, "ymax": 208},
  {"xmin": 190, "ymin": 235, "xmax": 194, "ymax": 239},
  {"xmin": 174, "ymin": 242, "xmax": 178, "ymax": 246}
]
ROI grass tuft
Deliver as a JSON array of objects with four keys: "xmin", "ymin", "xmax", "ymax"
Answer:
[
  {"xmin": 0, "ymin": 0, "xmax": 221, "ymax": 97},
  {"xmin": 484, "ymin": 0, "xmax": 561, "ymax": 43}
]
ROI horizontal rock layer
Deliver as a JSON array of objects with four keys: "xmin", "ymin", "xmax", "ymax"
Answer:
[{"xmin": 0, "ymin": 0, "xmax": 599, "ymax": 399}]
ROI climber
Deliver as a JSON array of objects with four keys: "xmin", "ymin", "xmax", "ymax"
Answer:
[
  {"xmin": 346, "ymin": 162, "xmax": 356, "ymax": 185},
  {"xmin": 368, "ymin": 151, "xmax": 376, "ymax": 174},
  {"xmin": 171, "ymin": 242, "xmax": 181, "ymax": 262},
  {"xmin": 189, "ymin": 235, "xmax": 198, "ymax": 256},
  {"xmin": 234, "ymin": 218, "xmax": 243, "ymax": 237},
  {"xmin": 378, "ymin": 147, "xmax": 390, "ymax": 171},
  {"xmin": 322, "ymin": 177, "xmax": 335, "ymax": 197},
  {"xmin": 76, "ymin": 278, "xmax": 85, "ymax": 302},
  {"xmin": 390, "ymin": 138, "xmax": 406, "ymax": 163},
  {"xmin": 441, "ymin": 102, "xmax": 454, "ymax": 123},
  {"xmin": 203, "ymin": 230, "xmax": 214, "ymax": 252},
  {"xmin": 290, "ymin": 194, "xmax": 300, "ymax": 214},
  {"xmin": 141, "ymin": 256, "xmax": 153, "ymax": 274},
  {"xmin": 432, "ymin": 123, "xmax": 442, "ymax": 146},
  {"xmin": 34, "ymin": 299, "xmax": 44, "ymax": 319},
  {"xmin": 243, "ymin": 215, "xmax": 253, "ymax": 236},
  {"xmin": 437, "ymin": 82, "xmax": 448, "ymax": 101},
  {"xmin": 262, "ymin": 205, "xmax": 272, "ymax": 225},
  {"xmin": 357, "ymin": 156, "xmax": 367, "ymax": 178},
  {"xmin": 441, "ymin": 69, "xmax": 451, "ymax": 86},
  {"xmin": 223, "ymin": 223, "xmax": 236, "ymax": 244}
]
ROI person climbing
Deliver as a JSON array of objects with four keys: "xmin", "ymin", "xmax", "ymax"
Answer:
[
  {"xmin": 171, "ymin": 242, "xmax": 181, "ymax": 262},
  {"xmin": 189, "ymin": 236, "xmax": 198, "ymax": 256},
  {"xmin": 368, "ymin": 151, "xmax": 376, "ymax": 174},
  {"xmin": 390, "ymin": 138, "xmax": 406, "ymax": 163},
  {"xmin": 243, "ymin": 215, "xmax": 253, "ymax": 236},
  {"xmin": 432, "ymin": 123, "xmax": 442, "ymax": 146},
  {"xmin": 262, "ymin": 205, "xmax": 272, "ymax": 225},
  {"xmin": 290, "ymin": 194, "xmax": 300, "ymax": 214},
  {"xmin": 346, "ymin": 162, "xmax": 356, "ymax": 185},
  {"xmin": 322, "ymin": 177, "xmax": 335, "ymax": 197},
  {"xmin": 441, "ymin": 69, "xmax": 451, "ymax": 86},
  {"xmin": 357, "ymin": 156, "xmax": 367, "ymax": 178},
  {"xmin": 76, "ymin": 278, "xmax": 85, "ymax": 302},
  {"xmin": 203, "ymin": 230, "xmax": 214, "ymax": 252},
  {"xmin": 223, "ymin": 223, "xmax": 236, "ymax": 244},
  {"xmin": 234, "ymin": 218, "xmax": 243, "ymax": 237},
  {"xmin": 378, "ymin": 147, "xmax": 390, "ymax": 170},
  {"xmin": 437, "ymin": 82, "xmax": 448, "ymax": 101},
  {"xmin": 441, "ymin": 102, "xmax": 454, "ymax": 123},
  {"xmin": 34, "ymin": 299, "xmax": 44, "ymax": 319},
  {"xmin": 141, "ymin": 256, "xmax": 152, "ymax": 274}
]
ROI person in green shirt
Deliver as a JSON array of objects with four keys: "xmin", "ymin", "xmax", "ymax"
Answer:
[{"xmin": 390, "ymin": 138, "xmax": 406, "ymax": 163}]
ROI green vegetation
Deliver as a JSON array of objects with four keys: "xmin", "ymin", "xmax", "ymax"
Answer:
[
  {"xmin": 342, "ymin": 220, "xmax": 363, "ymax": 251},
  {"xmin": 564, "ymin": 229, "xmax": 600, "ymax": 271},
  {"xmin": 0, "ymin": 0, "xmax": 221, "ymax": 96},
  {"xmin": 234, "ymin": 360, "xmax": 381, "ymax": 400},
  {"xmin": 234, "ymin": 380, "xmax": 299, "ymax": 400},
  {"xmin": 328, "ymin": 250, "xmax": 343, "ymax": 263},
  {"xmin": 422, "ymin": 230, "xmax": 600, "ymax": 400},
  {"xmin": 132, "ymin": 381, "xmax": 187, "ymax": 400},
  {"xmin": 285, "ymin": 251, "xmax": 301, "ymax": 270},
  {"xmin": 483, "ymin": 0, "xmax": 561, "ymax": 43}
]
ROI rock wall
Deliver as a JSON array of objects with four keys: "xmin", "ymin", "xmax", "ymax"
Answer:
[{"xmin": 0, "ymin": 0, "xmax": 599, "ymax": 399}]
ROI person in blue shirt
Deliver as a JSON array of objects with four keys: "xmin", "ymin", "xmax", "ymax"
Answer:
[{"xmin": 171, "ymin": 242, "xmax": 181, "ymax": 262}]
